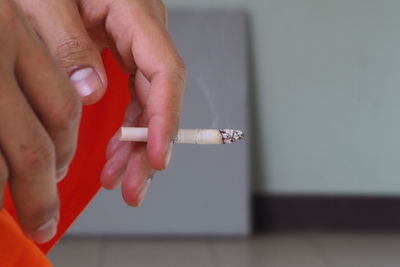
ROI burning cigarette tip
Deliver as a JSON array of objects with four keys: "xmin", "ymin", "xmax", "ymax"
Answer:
[{"xmin": 219, "ymin": 129, "xmax": 244, "ymax": 144}]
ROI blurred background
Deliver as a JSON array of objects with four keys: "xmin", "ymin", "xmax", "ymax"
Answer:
[{"xmin": 50, "ymin": 1, "xmax": 400, "ymax": 266}]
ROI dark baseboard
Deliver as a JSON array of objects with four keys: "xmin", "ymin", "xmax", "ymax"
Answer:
[{"xmin": 252, "ymin": 194, "xmax": 400, "ymax": 232}]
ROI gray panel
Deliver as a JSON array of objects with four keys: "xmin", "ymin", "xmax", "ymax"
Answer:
[{"xmin": 68, "ymin": 10, "xmax": 250, "ymax": 236}]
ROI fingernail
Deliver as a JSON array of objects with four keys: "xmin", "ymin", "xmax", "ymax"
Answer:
[
  {"xmin": 56, "ymin": 166, "xmax": 69, "ymax": 182},
  {"xmin": 30, "ymin": 217, "xmax": 58, "ymax": 244},
  {"xmin": 70, "ymin": 67, "xmax": 102, "ymax": 97},
  {"xmin": 165, "ymin": 142, "xmax": 173, "ymax": 168},
  {"xmin": 137, "ymin": 178, "xmax": 152, "ymax": 206}
]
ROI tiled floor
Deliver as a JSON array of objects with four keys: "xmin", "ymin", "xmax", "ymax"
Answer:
[{"xmin": 48, "ymin": 232, "xmax": 400, "ymax": 267}]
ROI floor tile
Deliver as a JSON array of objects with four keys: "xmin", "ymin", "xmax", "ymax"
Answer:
[
  {"xmin": 48, "ymin": 237, "xmax": 103, "ymax": 267},
  {"xmin": 210, "ymin": 234, "xmax": 329, "ymax": 267},
  {"xmin": 309, "ymin": 232, "xmax": 400, "ymax": 267},
  {"xmin": 102, "ymin": 239, "xmax": 214, "ymax": 267}
]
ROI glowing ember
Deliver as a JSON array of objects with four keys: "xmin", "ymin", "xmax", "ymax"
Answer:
[{"xmin": 219, "ymin": 129, "xmax": 244, "ymax": 144}]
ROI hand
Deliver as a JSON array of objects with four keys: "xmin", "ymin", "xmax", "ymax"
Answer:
[
  {"xmin": 16, "ymin": 0, "xmax": 186, "ymax": 206},
  {"xmin": 0, "ymin": 0, "xmax": 81, "ymax": 243}
]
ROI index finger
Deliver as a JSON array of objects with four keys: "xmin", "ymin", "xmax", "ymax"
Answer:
[
  {"xmin": 107, "ymin": 2, "xmax": 186, "ymax": 169},
  {"xmin": 146, "ymin": 66, "xmax": 186, "ymax": 169},
  {"xmin": 132, "ymin": 15, "xmax": 186, "ymax": 170}
]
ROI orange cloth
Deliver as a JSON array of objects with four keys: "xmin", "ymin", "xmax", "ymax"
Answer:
[
  {"xmin": 1, "ymin": 50, "xmax": 130, "ymax": 265},
  {"xmin": 0, "ymin": 209, "xmax": 52, "ymax": 267}
]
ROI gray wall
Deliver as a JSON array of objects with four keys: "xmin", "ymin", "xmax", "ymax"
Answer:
[{"xmin": 166, "ymin": 0, "xmax": 400, "ymax": 194}]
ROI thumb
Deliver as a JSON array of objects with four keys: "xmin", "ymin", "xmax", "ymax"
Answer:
[{"xmin": 18, "ymin": 0, "xmax": 107, "ymax": 105}]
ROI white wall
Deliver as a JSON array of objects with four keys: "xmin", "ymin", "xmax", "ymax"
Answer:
[{"xmin": 166, "ymin": 0, "xmax": 400, "ymax": 195}]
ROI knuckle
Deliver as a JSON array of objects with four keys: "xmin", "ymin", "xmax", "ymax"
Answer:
[
  {"xmin": 19, "ymin": 140, "xmax": 54, "ymax": 175},
  {"xmin": 176, "ymin": 59, "xmax": 187, "ymax": 77},
  {"xmin": 161, "ymin": 57, "xmax": 187, "ymax": 86},
  {"xmin": 48, "ymin": 92, "xmax": 80, "ymax": 170},
  {"xmin": 51, "ymin": 91, "xmax": 81, "ymax": 131},
  {"xmin": 54, "ymin": 36, "xmax": 96, "ymax": 68},
  {"xmin": 171, "ymin": 58, "xmax": 187, "ymax": 87}
]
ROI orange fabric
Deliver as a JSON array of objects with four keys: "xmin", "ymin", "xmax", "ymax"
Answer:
[
  {"xmin": 0, "ymin": 209, "xmax": 52, "ymax": 267},
  {"xmin": 2, "ymin": 49, "xmax": 130, "ymax": 262}
]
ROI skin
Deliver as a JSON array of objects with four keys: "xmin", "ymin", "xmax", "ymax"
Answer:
[
  {"xmin": 6, "ymin": 0, "xmax": 186, "ymax": 243},
  {"xmin": 0, "ymin": 0, "xmax": 81, "ymax": 243}
]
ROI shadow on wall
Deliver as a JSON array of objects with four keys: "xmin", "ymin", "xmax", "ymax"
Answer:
[{"xmin": 245, "ymin": 12, "xmax": 265, "ymax": 194}]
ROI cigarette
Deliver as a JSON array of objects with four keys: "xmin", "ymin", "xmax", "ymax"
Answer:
[{"xmin": 119, "ymin": 127, "xmax": 244, "ymax": 144}]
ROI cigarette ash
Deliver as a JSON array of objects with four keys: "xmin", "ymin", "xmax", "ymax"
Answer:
[{"xmin": 219, "ymin": 129, "xmax": 244, "ymax": 144}]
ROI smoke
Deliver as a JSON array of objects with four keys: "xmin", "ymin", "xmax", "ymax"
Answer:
[{"xmin": 189, "ymin": 73, "xmax": 230, "ymax": 128}]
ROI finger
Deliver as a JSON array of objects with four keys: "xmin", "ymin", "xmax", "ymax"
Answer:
[
  {"xmin": 121, "ymin": 144, "xmax": 155, "ymax": 206},
  {"xmin": 97, "ymin": 0, "xmax": 168, "ymax": 72},
  {"xmin": 19, "ymin": 0, "xmax": 107, "ymax": 104},
  {"xmin": 101, "ymin": 142, "xmax": 131, "ymax": 190},
  {"xmin": 131, "ymin": 27, "xmax": 186, "ymax": 170},
  {"xmin": 110, "ymin": 170, "xmax": 125, "ymax": 190},
  {"xmin": 120, "ymin": 78, "xmax": 155, "ymax": 204},
  {"xmin": 0, "ymin": 151, "xmax": 8, "ymax": 209},
  {"xmin": 103, "ymin": 100, "xmax": 141, "ymax": 189},
  {"xmin": 105, "ymin": 2, "xmax": 186, "ymax": 169},
  {"xmin": 131, "ymin": 70, "xmax": 180, "ymax": 170},
  {"xmin": 133, "ymin": 71, "xmax": 151, "ymax": 106},
  {"xmin": 105, "ymin": 100, "xmax": 141, "ymax": 159},
  {"xmin": 146, "ymin": 69, "xmax": 185, "ymax": 170},
  {"xmin": 16, "ymin": 24, "xmax": 81, "ymax": 181},
  {"xmin": 0, "ymin": 75, "xmax": 59, "ymax": 244}
]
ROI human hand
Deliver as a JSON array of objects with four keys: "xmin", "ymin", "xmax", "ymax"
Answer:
[
  {"xmin": 0, "ymin": 0, "xmax": 81, "ymax": 243},
  {"xmin": 16, "ymin": 0, "xmax": 186, "ymax": 206}
]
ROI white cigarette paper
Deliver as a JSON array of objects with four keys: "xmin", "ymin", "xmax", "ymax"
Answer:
[{"xmin": 119, "ymin": 127, "xmax": 244, "ymax": 144}]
